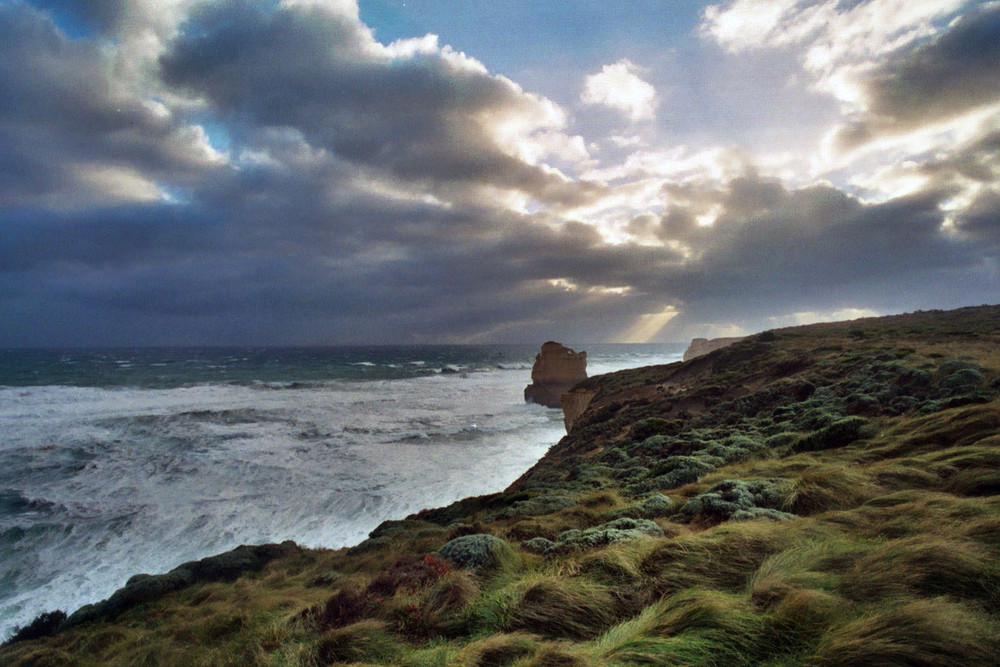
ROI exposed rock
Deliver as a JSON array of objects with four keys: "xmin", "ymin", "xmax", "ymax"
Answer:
[
  {"xmin": 524, "ymin": 342, "xmax": 588, "ymax": 409},
  {"xmin": 683, "ymin": 336, "xmax": 746, "ymax": 361},
  {"xmin": 562, "ymin": 387, "xmax": 597, "ymax": 432}
]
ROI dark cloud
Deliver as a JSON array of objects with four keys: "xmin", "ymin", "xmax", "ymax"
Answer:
[
  {"xmin": 159, "ymin": 2, "xmax": 597, "ymax": 207},
  {"xmin": 834, "ymin": 3, "xmax": 1000, "ymax": 149},
  {"xmin": 0, "ymin": 2, "xmax": 224, "ymax": 207},
  {"xmin": 956, "ymin": 189, "xmax": 1000, "ymax": 248},
  {"xmin": 1, "ymin": 1, "xmax": 998, "ymax": 347}
]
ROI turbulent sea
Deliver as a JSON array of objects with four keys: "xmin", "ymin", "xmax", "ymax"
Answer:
[{"xmin": 0, "ymin": 344, "xmax": 684, "ymax": 637}]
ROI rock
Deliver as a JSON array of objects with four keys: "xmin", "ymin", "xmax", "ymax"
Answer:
[
  {"xmin": 524, "ymin": 342, "xmax": 588, "ymax": 409},
  {"xmin": 683, "ymin": 336, "xmax": 746, "ymax": 361},
  {"xmin": 562, "ymin": 387, "xmax": 597, "ymax": 432}
]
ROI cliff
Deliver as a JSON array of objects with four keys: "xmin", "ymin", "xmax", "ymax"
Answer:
[
  {"xmin": 682, "ymin": 335, "xmax": 746, "ymax": 361},
  {"xmin": 6, "ymin": 305, "xmax": 1000, "ymax": 666},
  {"xmin": 523, "ymin": 341, "xmax": 587, "ymax": 409}
]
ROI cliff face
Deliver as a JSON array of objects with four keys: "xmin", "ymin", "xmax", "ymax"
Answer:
[
  {"xmin": 523, "ymin": 341, "xmax": 587, "ymax": 409},
  {"xmin": 682, "ymin": 336, "xmax": 745, "ymax": 361},
  {"xmin": 561, "ymin": 386, "xmax": 597, "ymax": 432}
]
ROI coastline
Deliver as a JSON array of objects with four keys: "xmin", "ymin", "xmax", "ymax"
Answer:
[{"xmin": 4, "ymin": 306, "xmax": 1000, "ymax": 665}]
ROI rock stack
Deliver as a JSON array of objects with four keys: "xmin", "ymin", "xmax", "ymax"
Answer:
[{"xmin": 524, "ymin": 341, "xmax": 587, "ymax": 409}]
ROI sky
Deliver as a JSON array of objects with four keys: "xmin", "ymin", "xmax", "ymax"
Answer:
[{"xmin": 1, "ymin": 0, "xmax": 998, "ymax": 346}]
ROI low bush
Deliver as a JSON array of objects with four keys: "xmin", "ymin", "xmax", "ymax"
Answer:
[
  {"xmin": 438, "ymin": 535, "xmax": 515, "ymax": 570},
  {"xmin": 679, "ymin": 479, "xmax": 793, "ymax": 523},
  {"xmin": 5, "ymin": 610, "xmax": 67, "ymax": 645}
]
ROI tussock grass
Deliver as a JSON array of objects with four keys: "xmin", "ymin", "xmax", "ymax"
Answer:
[
  {"xmin": 747, "ymin": 535, "xmax": 861, "ymax": 609},
  {"xmin": 314, "ymin": 619, "xmax": 402, "ymax": 665},
  {"xmin": 507, "ymin": 577, "xmax": 624, "ymax": 640},
  {"xmin": 780, "ymin": 466, "xmax": 880, "ymax": 515},
  {"xmin": 592, "ymin": 589, "xmax": 769, "ymax": 666},
  {"xmin": 811, "ymin": 598, "xmax": 1000, "ymax": 666},
  {"xmin": 841, "ymin": 537, "xmax": 1000, "ymax": 610},
  {"xmin": 642, "ymin": 520, "xmax": 794, "ymax": 594},
  {"xmin": 451, "ymin": 632, "xmax": 540, "ymax": 667}
]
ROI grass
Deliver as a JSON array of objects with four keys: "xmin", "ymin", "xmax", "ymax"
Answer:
[{"xmin": 4, "ymin": 305, "xmax": 1000, "ymax": 665}]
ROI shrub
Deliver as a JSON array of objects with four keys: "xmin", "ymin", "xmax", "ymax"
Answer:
[
  {"xmin": 630, "ymin": 418, "xmax": 682, "ymax": 441},
  {"xmin": 438, "ymin": 534, "xmax": 514, "ymax": 570},
  {"xmin": 319, "ymin": 585, "xmax": 368, "ymax": 630},
  {"xmin": 940, "ymin": 368, "xmax": 986, "ymax": 391},
  {"xmin": 522, "ymin": 537, "xmax": 556, "ymax": 555},
  {"xmin": 486, "ymin": 494, "xmax": 576, "ymax": 521},
  {"xmin": 679, "ymin": 479, "xmax": 792, "ymax": 523},
  {"xmin": 555, "ymin": 518, "xmax": 664, "ymax": 551},
  {"xmin": 5, "ymin": 610, "xmax": 66, "ymax": 645},
  {"xmin": 633, "ymin": 456, "xmax": 717, "ymax": 493}
]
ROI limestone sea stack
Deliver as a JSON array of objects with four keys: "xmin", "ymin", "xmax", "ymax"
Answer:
[{"xmin": 524, "ymin": 342, "xmax": 587, "ymax": 409}]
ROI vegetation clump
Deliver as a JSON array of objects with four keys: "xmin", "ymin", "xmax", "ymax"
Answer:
[{"xmin": 437, "ymin": 534, "xmax": 513, "ymax": 570}]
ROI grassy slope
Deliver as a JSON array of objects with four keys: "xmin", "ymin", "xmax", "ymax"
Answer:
[{"xmin": 5, "ymin": 305, "xmax": 1000, "ymax": 666}]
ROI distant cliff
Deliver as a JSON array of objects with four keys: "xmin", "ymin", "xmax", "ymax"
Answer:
[
  {"xmin": 683, "ymin": 336, "xmax": 745, "ymax": 361},
  {"xmin": 523, "ymin": 341, "xmax": 587, "ymax": 409}
]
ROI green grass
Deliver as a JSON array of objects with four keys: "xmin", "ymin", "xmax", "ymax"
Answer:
[{"xmin": 4, "ymin": 305, "xmax": 1000, "ymax": 666}]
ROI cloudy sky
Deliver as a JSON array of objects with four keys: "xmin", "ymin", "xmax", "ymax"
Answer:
[{"xmin": 1, "ymin": 0, "xmax": 998, "ymax": 346}]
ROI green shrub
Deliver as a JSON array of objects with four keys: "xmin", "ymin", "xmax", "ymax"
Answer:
[
  {"xmin": 438, "ymin": 534, "xmax": 514, "ymax": 570},
  {"xmin": 630, "ymin": 418, "xmax": 682, "ymax": 440},
  {"xmin": 5, "ymin": 610, "xmax": 66, "ymax": 645},
  {"xmin": 486, "ymin": 494, "xmax": 576, "ymax": 521},
  {"xmin": 679, "ymin": 479, "xmax": 792, "ymax": 523},
  {"xmin": 633, "ymin": 456, "xmax": 717, "ymax": 493}
]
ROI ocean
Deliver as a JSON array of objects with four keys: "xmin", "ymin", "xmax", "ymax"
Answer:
[{"xmin": 0, "ymin": 344, "xmax": 684, "ymax": 638}]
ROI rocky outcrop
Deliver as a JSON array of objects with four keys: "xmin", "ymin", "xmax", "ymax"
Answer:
[
  {"xmin": 683, "ymin": 336, "xmax": 746, "ymax": 361},
  {"xmin": 524, "ymin": 342, "xmax": 587, "ymax": 409},
  {"xmin": 562, "ymin": 387, "xmax": 597, "ymax": 432}
]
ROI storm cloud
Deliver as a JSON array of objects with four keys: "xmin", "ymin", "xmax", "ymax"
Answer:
[{"xmin": 1, "ymin": 0, "xmax": 998, "ymax": 346}]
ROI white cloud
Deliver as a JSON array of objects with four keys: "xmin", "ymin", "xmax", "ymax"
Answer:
[
  {"xmin": 767, "ymin": 307, "xmax": 881, "ymax": 327},
  {"xmin": 581, "ymin": 59, "xmax": 658, "ymax": 122},
  {"xmin": 702, "ymin": 0, "xmax": 968, "ymax": 105}
]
